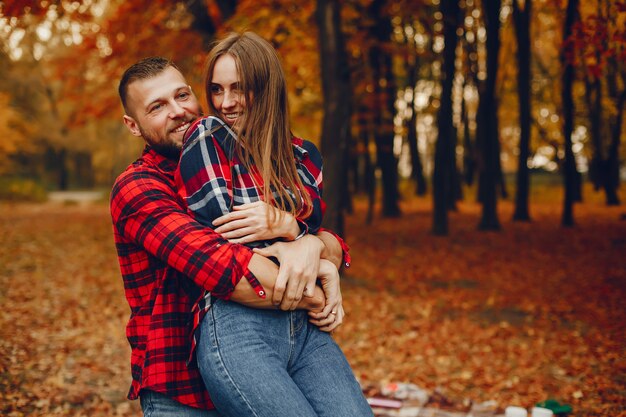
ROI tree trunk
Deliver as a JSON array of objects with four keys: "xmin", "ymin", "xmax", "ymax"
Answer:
[
  {"xmin": 606, "ymin": 87, "xmax": 625, "ymax": 205},
  {"xmin": 406, "ymin": 58, "xmax": 427, "ymax": 196},
  {"xmin": 58, "ymin": 148, "xmax": 69, "ymax": 190},
  {"xmin": 512, "ymin": 0, "xmax": 532, "ymax": 221},
  {"xmin": 433, "ymin": 0, "xmax": 461, "ymax": 235},
  {"xmin": 462, "ymin": 13, "xmax": 479, "ymax": 188},
  {"xmin": 74, "ymin": 152, "xmax": 94, "ymax": 188},
  {"xmin": 369, "ymin": 0, "xmax": 400, "ymax": 218},
  {"xmin": 186, "ymin": 0, "xmax": 237, "ymax": 47},
  {"xmin": 585, "ymin": 75, "xmax": 604, "ymax": 193},
  {"xmin": 604, "ymin": 53, "xmax": 624, "ymax": 206},
  {"xmin": 316, "ymin": 0, "xmax": 352, "ymax": 236},
  {"xmin": 561, "ymin": 0, "xmax": 579, "ymax": 227},
  {"xmin": 402, "ymin": 19, "xmax": 427, "ymax": 197},
  {"xmin": 477, "ymin": 0, "xmax": 502, "ymax": 231}
]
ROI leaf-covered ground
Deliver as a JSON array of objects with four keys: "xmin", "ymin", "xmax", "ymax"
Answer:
[{"xmin": 1, "ymin": 190, "xmax": 625, "ymax": 416}]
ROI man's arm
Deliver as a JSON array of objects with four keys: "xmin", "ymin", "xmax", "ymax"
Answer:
[
  {"xmin": 229, "ymin": 253, "xmax": 325, "ymax": 311},
  {"xmin": 317, "ymin": 230, "xmax": 343, "ymax": 269},
  {"xmin": 112, "ymin": 169, "xmax": 256, "ymax": 299},
  {"xmin": 112, "ymin": 167, "xmax": 325, "ymax": 308}
]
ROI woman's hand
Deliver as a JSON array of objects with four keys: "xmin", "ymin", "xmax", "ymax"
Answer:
[
  {"xmin": 213, "ymin": 201, "xmax": 300, "ymax": 244},
  {"xmin": 308, "ymin": 259, "xmax": 344, "ymax": 332}
]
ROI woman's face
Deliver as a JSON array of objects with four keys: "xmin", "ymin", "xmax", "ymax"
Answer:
[{"xmin": 210, "ymin": 54, "xmax": 246, "ymax": 130}]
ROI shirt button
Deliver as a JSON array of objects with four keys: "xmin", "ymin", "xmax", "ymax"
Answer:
[{"xmin": 259, "ymin": 290, "xmax": 265, "ymax": 296}]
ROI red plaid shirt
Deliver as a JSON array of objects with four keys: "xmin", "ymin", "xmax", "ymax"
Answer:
[{"xmin": 110, "ymin": 146, "xmax": 258, "ymax": 409}]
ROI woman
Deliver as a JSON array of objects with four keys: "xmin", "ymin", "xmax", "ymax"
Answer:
[{"xmin": 176, "ymin": 32, "xmax": 373, "ymax": 417}]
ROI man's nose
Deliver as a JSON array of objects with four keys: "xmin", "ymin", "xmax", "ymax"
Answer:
[{"xmin": 169, "ymin": 101, "xmax": 186, "ymax": 118}]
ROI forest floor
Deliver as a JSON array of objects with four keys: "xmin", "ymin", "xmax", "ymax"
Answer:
[{"xmin": 1, "ymin": 185, "xmax": 625, "ymax": 417}]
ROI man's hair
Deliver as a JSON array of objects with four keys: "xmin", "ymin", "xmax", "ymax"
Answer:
[{"xmin": 118, "ymin": 57, "xmax": 179, "ymax": 114}]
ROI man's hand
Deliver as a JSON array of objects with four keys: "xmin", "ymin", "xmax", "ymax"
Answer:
[
  {"xmin": 308, "ymin": 259, "xmax": 344, "ymax": 332},
  {"xmin": 213, "ymin": 201, "xmax": 300, "ymax": 243},
  {"xmin": 253, "ymin": 235, "xmax": 323, "ymax": 310}
]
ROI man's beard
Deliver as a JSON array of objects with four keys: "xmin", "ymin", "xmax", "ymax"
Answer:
[
  {"xmin": 140, "ymin": 130, "xmax": 182, "ymax": 160},
  {"xmin": 149, "ymin": 141, "xmax": 181, "ymax": 160}
]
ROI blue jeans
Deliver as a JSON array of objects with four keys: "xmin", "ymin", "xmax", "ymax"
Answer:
[
  {"xmin": 140, "ymin": 390, "xmax": 223, "ymax": 417},
  {"xmin": 196, "ymin": 299, "xmax": 373, "ymax": 417}
]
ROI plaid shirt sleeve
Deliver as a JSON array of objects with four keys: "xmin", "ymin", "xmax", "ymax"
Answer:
[
  {"xmin": 293, "ymin": 138, "xmax": 323, "ymax": 236},
  {"xmin": 110, "ymin": 148, "xmax": 261, "ymax": 408},
  {"xmin": 111, "ymin": 158, "xmax": 253, "ymax": 300},
  {"xmin": 295, "ymin": 138, "xmax": 351, "ymax": 267}
]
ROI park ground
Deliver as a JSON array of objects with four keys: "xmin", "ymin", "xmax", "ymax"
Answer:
[{"xmin": 1, "ymin": 184, "xmax": 625, "ymax": 416}]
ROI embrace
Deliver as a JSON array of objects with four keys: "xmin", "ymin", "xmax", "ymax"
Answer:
[{"xmin": 110, "ymin": 31, "xmax": 373, "ymax": 417}]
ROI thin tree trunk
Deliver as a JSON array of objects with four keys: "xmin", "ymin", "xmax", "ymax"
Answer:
[
  {"xmin": 561, "ymin": 0, "xmax": 579, "ymax": 227},
  {"xmin": 604, "ymin": 52, "xmax": 624, "ymax": 206},
  {"xmin": 461, "ymin": 93, "xmax": 475, "ymax": 186},
  {"xmin": 369, "ymin": 0, "xmax": 401, "ymax": 218},
  {"xmin": 433, "ymin": 0, "xmax": 461, "ymax": 235},
  {"xmin": 317, "ymin": 0, "xmax": 351, "ymax": 235},
  {"xmin": 606, "ymin": 87, "xmax": 625, "ymax": 205},
  {"xmin": 512, "ymin": 0, "xmax": 532, "ymax": 221},
  {"xmin": 585, "ymin": 75, "xmax": 604, "ymax": 193},
  {"xmin": 462, "ymin": 8, "xmax": 479, "ymax": 188},
  {"xmin": 478, "ymin": 0, "xmax": 502, "ymax": 231},
  {"xmin": 406, "ymin": 60, "xmax": 427, "ymax": 196}
]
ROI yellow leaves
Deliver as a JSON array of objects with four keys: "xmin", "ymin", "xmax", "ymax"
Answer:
[{"xmin": 0, "ymin": 92, "xmax": 34, "ymax": 173}]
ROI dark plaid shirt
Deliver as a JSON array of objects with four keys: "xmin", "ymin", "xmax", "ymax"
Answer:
[
  {"xmin": 110, "ymin": 146, "xmax": 257, "ymax": 409},
  {"xmin": 175, "ymin": 116, "xmax": 327, "ymax": 360}
]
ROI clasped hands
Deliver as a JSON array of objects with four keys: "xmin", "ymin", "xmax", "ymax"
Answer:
[{"xmin": 213, "ymin": 201, "xmax": 344, "ymax": 332}]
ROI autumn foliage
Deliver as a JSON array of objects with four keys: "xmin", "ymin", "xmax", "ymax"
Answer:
[{"xmin": 1, "ymin": 187, "xmax": 625, "ymax": 416}]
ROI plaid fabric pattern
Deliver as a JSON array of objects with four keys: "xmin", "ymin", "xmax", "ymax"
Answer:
[
  {"xmin": 110, "ymin": 146, "xmax": 258, "ymax": 409},
  {"xmin": 178, "ymin": 117, "xmax": 323, "ymax": 234},
  {"xmin": 176, "ymin": 116, "xmax": 328, "ymax": 361}
]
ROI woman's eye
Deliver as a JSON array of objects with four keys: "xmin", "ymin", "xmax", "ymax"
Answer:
[
  {"xmin": 210, "ymin": 85, "xmax": 223, "ymax": 94},
  {"xmin": 177, "ymin": 92, "xmax": 190, "ymax": 100}
]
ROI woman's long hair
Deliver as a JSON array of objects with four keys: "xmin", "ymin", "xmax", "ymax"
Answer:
[{"xmin": 203, "ymin": 31, "xmax": 313, "ymax": 220}]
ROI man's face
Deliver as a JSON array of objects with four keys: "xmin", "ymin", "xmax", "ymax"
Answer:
[{"xmin": 123, "ymin": 66, "xmax": 201, "ymax": 158}]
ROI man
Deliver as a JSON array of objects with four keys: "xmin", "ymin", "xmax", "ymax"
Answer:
[{"xmin": 111, "ymin": 57, "xmax": 350, "ymax": 416}]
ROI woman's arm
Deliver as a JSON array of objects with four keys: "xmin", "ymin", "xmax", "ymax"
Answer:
[{"xmin": 212, "ymin": 201, "xmax": 301, "ymax": 243}]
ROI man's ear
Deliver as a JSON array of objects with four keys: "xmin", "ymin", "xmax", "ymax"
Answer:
[{"xmin": 123, "ymin": 115, "xmax": 142, "ymax": 137}]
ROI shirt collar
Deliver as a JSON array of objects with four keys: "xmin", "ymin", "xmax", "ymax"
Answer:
[
  {"xmin": 142, "ymin": 145, "xmax": 179, "ymax": 172},
  {"xmin": 291, "ymin": 139, "xmax": 308, "ymax": 162}
]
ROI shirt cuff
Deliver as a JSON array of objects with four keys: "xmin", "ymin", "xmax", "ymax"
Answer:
[
  {"xmin": 318, "ymin": 227, "xmax": 351, "ymax": 268},
  {"xmin": 293, "ymin": 219, "xmax": 309, "ymax": 241},
  {"xmin": 243, "ymin": 269, "xmax": 266, "ymax": 299}
]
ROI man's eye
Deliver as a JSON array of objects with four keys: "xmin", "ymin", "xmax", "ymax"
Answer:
[{"xmin": 149, "ymin": 103, "xmax": 163, "ymax": 112}]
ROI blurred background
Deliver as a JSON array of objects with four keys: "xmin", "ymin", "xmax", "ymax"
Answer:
[
  {"xmin": 1, "ymin": 1, "xmax": 625, "ymax": 416},
  {"xmin": 0, "ymin": 0, "xmax": 624, "ymax": 229}
]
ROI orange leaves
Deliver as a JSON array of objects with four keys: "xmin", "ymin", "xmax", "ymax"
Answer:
[
  {"xmin": 336, "ymin": 194, "xmax": 626, "ymax": 415},
  {"xmin": 2, "ymin": 189, "xmax": 626, "ymax": 416}
]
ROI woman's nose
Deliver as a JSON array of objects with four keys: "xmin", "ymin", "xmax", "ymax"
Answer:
[{"xmin": 222, "ymin": 90, "xmax": 237, "ymax": 109}]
